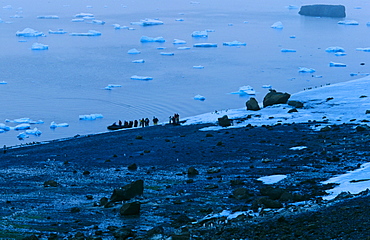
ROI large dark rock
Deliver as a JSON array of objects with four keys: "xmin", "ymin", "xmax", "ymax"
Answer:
[
  {"xmin": 110, "ymin": 179, "xmax": 144, "ymax": 202},
  {"xmin": 299, "ymin": 4, "xmax": 346, "ymax": 18},
  {"xmin": 120, "ymin": 201, "xmax": 141, "ymax": 215},
  {"xmin": 246, "ymin": 97, "xmax": 261, "ymax": 111},
  {"xmin": 218, "ymin": 115, "xmax": 231, "ymax": 127},
  {"xmin": 263, "ymin": 89, "xmax": 291, "ymax": 108}
]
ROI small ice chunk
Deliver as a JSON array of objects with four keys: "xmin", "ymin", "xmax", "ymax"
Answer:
[
  {"xmin": 175, "ymin": 19, "xmax": 184, "ymax": 21},
  {"xmin": 257, "ymin": 175, "xmax": 287, "ymax": 184},
  {"xmin": 173, "ymin": 39, "xmax": 187, "ymax": 44},
  {"xmin": 104, "ymin": 84, "xmax": 122, "ymax": 90},
  {"xmin": 69, "ymin": 30, "xmax": 101, "ymax": 36},
  {"xmin": 16, "ymin": 28, "xmax": 45, "ymax": 37},
  {"xmin": 271, "ymin": 21, "xmax": 283, "ymax": 29},
  {"xmin": 131, "ymin": 75, "xmax": 153, "ymax": 81},
  {"xmin": 329, "ymin": 62, "xmax": 346, "ymax": 67},
  {"xmin": 157, "ymin": 47, "xmax": 166, "ymax": 50},
  {"xmin": 299, "ymin": 67, "xmax": 315, "ymax": 73},
  {"xmin": 193, "ymin": 43, "xmax": 217, "ymax": 47},
  {"xmin": 178, "ymin": 47, "xmax": 191, "ymax": 50},
  {"xmin": 0, "ymin": 81, "xmax": 7, "ymax": 84},
  {"xmin": 14, "ymin": 123, "xmax": 31, "ymax": 130},
  {"xmin": 37, "ymin": 15, "xmax": 59, "ymax": 19},
  {"xmin": 193, "ymin": 65, "xmax": 204, "ymax": 69},
  {"xmin": 31, "ymin": 43, "xmax": 48, "ymax": 50},
  {"xmin": 92, "ymin": 20, "xmax": 105, "ymax": 25},
  {"xmin": 262, "ymin": 85, "xmax": 272, "ymax": 89},
  {"xmin": 17, "ymin": 132, "xmax": 29, "ymax": 139},
  {"xmin": 231, "ymin": 85, "xmax": 255, "ymax": 95},
  {"xmin": 350, "ymin": 73, "xmax": 370, "ymax": 76},
  {"xmin": 325, "ymin": 46, "xmax": 345, "ymax": 53},
  {"xmin": 113, "ymin": 24, "xmax": 128, "ymax": 29},
  {"xmin": 194, "ymin": 94, "xmax": 206, "ymax": 101},
  {"xmin": 132, "ymin": 59, "xmax": 145, "ymax": 63},
  {"xmin": 281, "ymin": 49, "xmax": 296, "ymax": 52},
  {"xmin": 223, "ymin": 41, "xmax": 246, "ymax": 46},
  {"xmin": 10, "ymin": 15, "xmax": 23, "ymax": 18},
  {"xmin": 140, "ymin": 36, "xmax": 165, "ymax": 42},
  {"xmin": 131, "ymin": 18, "xmax": 164, "ymax": 26},
  {"xmin": 312, "ymin": 75, "xmax": 323, "ymax": 78},
  {"xmin": 49, "ymin": 29, "xmax": 67, "ymax": 34},
  {"xmin": 25, "ymin": 127, "xmax": 42, "ymax": 136},
  {"xmin": 127, "ymin": 48, "xmax": 141, "ymax": 54},
  {"xmin": 0, "ymin": 123, "xmax": 10, "ymax": 131},
  {"xmin": 338, "ymin": 20, "xmax": 359, "ymax": 25},
  {"xmin": 356, "ymin": 48, "xmax": 370, "ymax": 52},
  {"xmin": 205, "ymin": 29, "xmax": 215, "ymax": 32},
  {"xmin": 75, "ymin": 13, "xmax": 94, "ymax": 18},
  {"xmin": 79, "ymin": 114, "xmax": 103, "ymax": 120},
  {"xmin": 192, "ymin": 30, "xmax": 208, "ymax": 38},
  {"xmin": 160, "ymin": 52, "xmax": 174, "ymax": 56},
  {"xmin": 335, "ymin": 52, "xmax": 347, "ymax": 56},
  {"xmin": 72, "ymin": 18, "xmax": 84, "ymax": 22},
  {"xmin": 289, "ymin": 146, "xmax": 307, "ymax": 150},
  {"xmin": 50, "ymin": 121, "xmax": 69, "ymax": 128},
  {"xmin": 289, "ymin": 35, "xmax": 296, "ymax": 38}
]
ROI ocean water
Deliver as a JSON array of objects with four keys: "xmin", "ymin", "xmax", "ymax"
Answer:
[{"xmin": 1, "ymin": 0, "xmax": 370, "ymax": 147}]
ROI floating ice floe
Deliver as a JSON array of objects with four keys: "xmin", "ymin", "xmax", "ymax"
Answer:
[
  {"xmin": 223, "ymin": 41, "xmax": 246, "ymax": 46},
  {"xmin": 356, "ymin": 47, "xmax": 370, "ymax": 52},
  {"xmin": 25, "ymin": 127, "xmax": 42, "ymax": 136},
  {"xmin": 175, "ymin": 19, "xmax": 184, "ymax": 21},
  {"xmin": 14, "ymin": 123, "xmax": 31, "ymax": 130},
  {"xmin": 140, "ymin": 36, "xmax": 165, "ymax": 43},
  {"xmin": 132, "ymin": 59, "xmax": 145, "ymax": 63},
  {"xmin": 329, "ymin": 62, "xmax": 346, "ymax": 67},
  {"xmin": 205, "ymin": 29, "xmax": 215, "ymax": 32},
  {"xmin": 131, "ymin": 75, "xmax": 153, "ymax": 81},
  {"xmin": 70, "ymin": 30, "xmax": 101, "ymax": 36},
  {"xmin": 262, "ymin": 85, "xmax": 272, "ymax": 89},
  {"xmin": 79, "ymin": 114, "xmax": 103, "ymax": 120},
  {"xmin": 271, "ymin": 21, "xmax": 283, "ymax": 29},
  {"xmin": 335, "ymin": 52, "xmax": 347, "ymax": 56},
  {"xmin": 37, "ymin": 15, "xmax": 59, "ymax": 19},
  {"xmin": 31, "ymin": 43, "xmax": 48, "ymax": 50},
  {"xmin": 194, "ymin": 94, "xmax": 206, "ymax": 101},
  {"xmin": 113, "ymin": 24, "xmax": 129, "ymax": 30},
  {"xmin": 92, "ymin": 20, "xmax": 105, "ymax": 25},
  {"xmin": 177, "ymin": 47, "xmax": 191, "ymax": 50},
  {"xmin": 350, "ymin": 72, "xmax": 369, "ymax": 77},
  {"xmin": 75, "ymin": 13, "xmax": 94, "ymax": 18},
  {"xmin": 230, "ymin": 85, "xmax": 256, "ymax": 95},
  {"xmin": 257, "ymin": 174, "xmax": 287, "ymax": 184},
  {"xmin": 325, "ymin": 46, "xmax": 345, "ymax": 53},
  {"xmin": 131, "ymin": 18, "xmax": 164, "ymax": 26},
  {"xmin": 160, "ymin": 52, "xmax": 174, "ymax": 56},
  {"xmin": 281, "ymin": 49, "xmax": 296, "ymax": 52},
  {"xmin": 0, "ymin": 81, "xmax": 7, "ymax": 84},
  {"xmin": 289, "ymin": 35, "xmax": 296, "ymax": 38},
  {"xmin": 103, "ymin": 84, "xmax": 122, "ymax": 90},
  {"xmin": 173, "ymin": 39, "xmax": 187, "ymax": 44},
  {"xmin": 3, "ymin": 5, "xmax": 12, "ymax": 9},
  {"xmin": 127, "ymin": 48, "xmax": 141, "ymax": 54},
  {"xmin": 298, "ymin": 67, "xmax": 315, "ymax": 73},
  {"xmin": 193, "ymin": 43, "xmax": 217, "ymax": 48},
  {"xmin": 157, "ymin": 47, "xmax": 166, "ymax": 50},
  {"xmin": 17, "ymin": 132, "xmax": 29, "ymax": 140},
  {"xmin": 16, "ymin": 28, "xmax": 45, "ymax": 37},
  {"xmin": 49, "ymin": 29, "xmax": 67, "ymax": 34},
  {"xmin": 0, "ymin": 123, "xmax": 10, "ymax": 131},
  {"xmin": 338, "ymin": 20, "xmax": 359, "ymax": 25},
  {"xmin": 289, "ymin": 146, "xmax": 307, "ymax": 151},
  {"xmin": 6, "ymin": 118, "xmax": 43, "ymax": 124},
  {"xmin": 71, "ymin": 18, "xmax": 84, "ymax": 22},
  {"xmin": 193, "ymin": 65, "xmax": 204, "ymax": 69},
  {"xmin": 50, "ymin": 121, "xmax": 69, "ymax": 128},
  {"xmin": 192, "ymin": 30, "xmax": 208, "ymax": 38}
]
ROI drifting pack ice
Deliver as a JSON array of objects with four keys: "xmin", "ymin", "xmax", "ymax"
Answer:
[
  {"xmin": 131, "ymin": 75, "xmax": 153, "ymax": 81},
  {"xmin": 193, "ymin": 43, "xmax": 217, "ymax": 48},
  {"xmin": 131, "ymin": 18, "xmax": 164, "ymax": 26},
  {"xmin": 49, "ymin": 29, "xmax": 67, "ymax": 34},
  {"xmin": 79, "ymin": 114, "xmax": 103, "ymax": 120},
  {"xmin": 37, "ymin": 15, "xmax": 59, "ymax": 19},
  {"xmin": 223, "ymin": 41, "xmax": 246, "ymax": 46},
  {"xmin": 16, "ymin": 28, "xmax": 45, "ymax": 37},
  {"xmin": 140, "ymin": 36, "xmax": 165, "ymax": 42},
  {"xmin": 31, "ymin": 43, "xmax": 48, "ymax": 50},
  {"xmin": 70, "ymin": 30, "xmax": 101, "ymax": 36},
  {"xmin": 230, "ymin": 85, "xmax": 256, "ymax": 95},
  {"xmin": 127, "ymin": 48, "xmax": 141, "ymax": 54},
  {"xmin": 192, "ymin": 30, "xmax": 208, "ymax": 38}
]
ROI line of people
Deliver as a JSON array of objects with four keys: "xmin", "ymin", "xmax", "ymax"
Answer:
[{"xmin": 111, "ymin": 116, "xmax": 160, "ymax": 129}]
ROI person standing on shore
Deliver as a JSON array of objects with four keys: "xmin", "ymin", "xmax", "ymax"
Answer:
[{"xmin": 153, "ymin": 116, "xmax": 159, "ymax": 125}]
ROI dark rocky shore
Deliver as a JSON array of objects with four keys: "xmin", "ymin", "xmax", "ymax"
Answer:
[{"xmin": 1, "ymin": 121, "xmax": 370, "ymax": 239}]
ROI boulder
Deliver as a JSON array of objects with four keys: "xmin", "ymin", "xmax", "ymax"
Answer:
[
  {"xmin": 263, "ymin": 89, "xmax": 290, "ymax": 108},
  {"xmin": 187, "ymin": 166, "xmax": 199, "ymax": 176},
  {"xmin": 120, "ymin": 201, "xmax": 141, "ymax": 215},
  {"xmin": 288, "ymin": 100, "xmax": 304, "ymax": 108},
  {"xmin": 232, "ymin": 187, "xmax": 251, "ymax": 200},
  {"xmin": 217, "ymin": 115, "xmax": 231, "ymax": 127},
  {"xmin": 110, "ymin": 179, "xmax": 144, "ymax": 202},
  {"xmin": 299, "ymin": 4, "xmax": 346, "ymax": 18},
  {"xmin": 246, "ymin": 97, "xmax": 260, "ymax": 111}
]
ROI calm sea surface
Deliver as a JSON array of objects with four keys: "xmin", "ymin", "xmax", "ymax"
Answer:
[{"xmin": 1, "ymin": 0, "xmax": 370, "ymax": 146}]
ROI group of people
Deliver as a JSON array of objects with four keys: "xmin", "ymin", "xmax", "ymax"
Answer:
[
  {"xmin": 169, "ymin": 113, "xmax": 180, "ymax": 125},
  {"xmin": 111, "ymin": 116, "xmax": 160, "ymax": 129}
]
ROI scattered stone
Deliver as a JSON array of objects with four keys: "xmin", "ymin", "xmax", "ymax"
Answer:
[
  {"xmin": 204, "ymin": 184, "xmax": 219, "ymax": 189},
  {"xmin": 83, "ymin": 170, "xmax": 90, "ymax": 175},
  {"xmin": 44, "ymin": 180, "xmax": 58, "ymax": 187},
  {"xmin": 260, "ymin": 186, "xmax": 286, "ymax": 200},
  {"xmin": 70, "ymin": 207, "xmax": 81, "ymax": 213},
  {"xmin": 263, "ymin": 89, "xmax": 291, "ymax": 108},
  {"xmin": 360, "ymin": 95, "xmax": 367, "ymax": 98},
  {"xmin": 230, "ymin": 179, "xmax": 245, "ymax": 186},
  {"xmin": 288, "ymin": 100, "xmax": 304, "ymax": 108},
  {"xmin": 110, "ymin": 180, "xmax": 144, "ymax": 202},
  {"xmin": 366, "ymin": 110, "xmax": 370, "ymax": 114},
  {"xmin": 320, "ymin": 126, "xmax": 331, "ymax": 132},
  {"xmin": 205, "ymin": 133, "xmax": 214, "ymax": 137},
  {"xmin": 299, "ymin": 4, "xmax": 346, "ymax": 18},
  {"xmin": 113, "ymin": 227, "xmax": 135, "ymax": 239},
  {"xmin": 216, "ymin": 141, "xmax": 223, "ymax": 146},
  {"xmin": 261, "ymin": 158, "xmax": 272, "ymax": 163},
  {"xmin": 326, "ymin": 97, "xmax": 334, "ymax": 101},
  {"xmin": 246, "ymin": 97, "xmax": 261, "ymax": 111},
  {"xmin": 218, "ymin": 115, "xmax": 232, "ymax": 127},
  {"xmin": 99, "ymin": 197, "xmax": 109, "ymax": 206},
  {"xmin": 172, "ymin": 214, "xmax": 192, "ymax": 227},
  {"xmin": 135, "ymin": 135, "xmax": 143, "ymax": 139},
  {"xmin": 85, "ymin": 195, "xmax": 93, "ymax": 200},
  {"xmin": 186, "ymin": 179, "xmax": 194, "ymax": 183},
  {"xmin": 207, "ymin": 167, "xmax": 221, "ymax": 174},
  {"xmin": 232, "ymin": 187, "xmax": 251, "ymax": 200},
  {"xmin": 188, "ymin": 166, "xmax": 199, "ymax": 176},
  {"xmin": 252, "ymin": 196, "xmax": 283, "ymax": 210},
  {"xmin": 128, "ymin": 163, "xmax": 138, "ymax": 170},
  {"xmin": 120, "ymin": 201, "xmax": 141, "ymax": 215},
  {"xmin": 145, "ymin": 226, "xmax": 165, "ymax": 239},
  {"xmin": 334, "ymin": 191, "xmax": 354, "ymax": 200},
  {"xmin": 356, "ymin": 125, "xmax": 370, "ymax": 132},
  {"xmin": 288, "ymin": 108, "xmax": 298, "ymax": 113}
]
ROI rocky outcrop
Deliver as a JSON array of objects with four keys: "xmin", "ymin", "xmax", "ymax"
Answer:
[
  {"xmin": 218, "ymin": 115, "xmax": 232, "ymax": 127},
  {"xmin": 120, "ymin": 201, "xmax": 141, "ymax": 215},
  {"xmin": 246, "ymin": 97, "xmax": 261, "ymax": 111},
  {"xmin": 288, "ymin": 100, "xmax": 304, "ymax": 108},
  {"xmin": 110, "ymin": 179, "xmax": 144, "ymax": 202},
  {"xmin": 299, "ymin": 4, "xmax": 346, "ymax": 18},
  {"xmin": 263, "ymin": 89, "xmax": 291, "ymax": 107}
]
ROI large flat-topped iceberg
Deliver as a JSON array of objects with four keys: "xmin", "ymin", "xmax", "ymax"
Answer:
[
  {"xmin": 299, "ymin": 4, "xmax": 346, "ymax": 18},
  {"xmin": 193, "ymin": 43, "xmax": 217, "ymax": 48},
  {"xmin": 37, "ymin": 15, "xmax": 59, "ymax": 19},
  {"xmin": 325, "ymin": 46, "xmax": 345, "ymax": 53},
  {"xmin": 223, "ymin": 41, "xmax": 246, "ymax": 46},
  {"xmin": 75, "ymin": 13, "xmax": 94, "ymax": 18},
  {"xmin": 140, "ymin": 36, "xmax": 165, "ymax": 42},
  {"xmin": 131, "ymin": 18, "xmax": 163, "ymax": 26},
  {"xmin": 49, "ymin": 29, "xmax": 67, "ymax": 34},
  {"xmin": 70, "ymin": 30, "xmax": 101, "ymax": 36},
  {"xmin": 192, "ymin": 30, "xmax": 208, "ymax": 38},
  {"xmin": 16, "ymin": 28, "xmax": 45, "ymax": 37},
  {"xmin": 127, "ymin": 48, "xmax": 141, "ymax": 54},
  {"xmin": 338, "ymin": 20, "xmax": 359, "ymax": 25},
  {"xmin": 79, "ymin": 114, "xmax": 103, "ymax": 120},
  {"xmin": 50, "ymin": 121, "xmax": 69, "ymax": 128},
  {"xmin": 131, "ymin": 75, "xmax": 153, "ymax": 81}
]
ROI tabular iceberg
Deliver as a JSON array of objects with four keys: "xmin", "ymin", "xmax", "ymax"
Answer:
[
  {"xmin": 329, "ymin": 62, "xmax": 346, "ymax": 67},
  {"xmin": 50, "ymin": 122, "xmax": 69, "ymax": 128},
  {"xmin": 131, "ymin": 18, "xmax": 164, "ymax": 26},
  {"xmin": 37, "ymin": 15, "xmax": 59, "ymax": 19},
  {"xmin": 194, "ymin": 94, "xmax": 206, "ymax": 101},
  {"xmin": 193, "ymin": 43, "xmax": 217, "ymax": 48},
  {"xmin": 192, "ymin": 30, "xmax": 208, "ymax": 38},
  {"xmin": 79, "ymin": 114, "xmax": 103, "ymax": 120},
  {"xmin": 223, "ymin": 41, "xmax": 246, "ymax": 46},
  {"xmin": 325, "ymin": 46, "xmax": 345, "ymax": 52},
  {"xmin": 271, "ymin": 21, "xmax": 283, "ymax": 29},
  {"xmin": 140, "ymin": 36, "xmax": 165, "ymax": 43},
  {"xmin": 70, "ymin": 30, "xmax": 101, "ymax": 36},
  {"xmin": 16, "ymin": 28, "xmax": 45, "ymax": 37},
  {"xmin": 299, "ymin": 67, "xmax": 315, "ymax": 73},
  {"xmin": 173, "ymin": 39, "xmax": 187, "ymax": 44},
  {"xmin": 49, "ymin": 29, "xmax": 67, "ymax": 34},
  {"xmin": 131, "ymin": 75, "xmax": 153, "ymax": 81},
  {"xmin": 127, "ymin": 48, "xmax": 141, "ymax": 54},
  {"xmin": 31, "ymin": 43, "xmax": 48, "ymax": 50}
]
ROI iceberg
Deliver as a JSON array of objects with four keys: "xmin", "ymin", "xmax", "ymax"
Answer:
[
  {"xmin": 223, "ymin": 41, "xmax": 246, "ymax": 46},
  {"xmin": 14, "ymin": 123, "xmax": 31, "ymax": 130},
  {"xmin": 194, "ymin": 94, "xmax": 206, "ymax": 101},
  {"xmin": 75, "ymin": 13, "xmax": 94, "ymax": 18},
  {"xmin": 37, "ymin": 15, "xmax": 59, "ymax": 19},
  {"xmin": 160, "ymin": 52, "xmax": 174, "ymax": 56},
  {"xmin": 103, "ymin": 84, "xmax": 122, "ymax": 90},
  {"xmin": 325, "ymin": 46, "xmax": 345, "ymax": 53},
  {"xmin": 79, "ymin": 114, "xmax": 103, "ymax": 120},
  {"xmin": 193, "ymin": 43, "xmax": 217, "ymax": 48},
  {"xmin": 335, "ymin": 52, "xmax": 347, "ymax": 56},
  {"xmin": 83, "ymin": 16, "xmax": 95, "ymax": 20},
  {"xmin": 157, "ymin": 47, "xmax": 166, "ymax": 50},
  {"xmin": 262, "ymin": 85, "xmax": 272, "ymax": 89},
  {"xmin": 231, "ymin": 85, "xmax": 256, "ymax": 95},
  {"xmin": 140, "ymin": 36, "xmax": 165, "ymax": 43},
  {"xmin": 0, "ymin": 123, "xmax": 10, "ymax": 131},
  {"xmin": 17, "ymin": 132, "xmax": 29, "ymax": 140},
  {"xmin": 49, "ymin": 29, "xmax": 67, "ymax": 34},
  {"xmin": 132, "ymin": 59, "xmax": 145, "ymax": 63},
  {"xmin": 298, "ymin": 67, "xmax": 315, "ymax": 73},
  {"xmin": 175, "ymin": 19, "xmax": 184, "ymax": 21},
  {"xmin": 193, "ymin": 65, "xmax": 204, "ymax": 69},
  {"xmin": 31, "ymin": 43, "xmax": 48, "ymax": 50},
  {"xmin": 69, "ymin": 30, "xmax": 101, "ymax": 36},
  {"xmin": 0, "ymin": 81, "xmax": 7, "ymax": 84},
  {"xmin": 92, "ymin": 20, "xmax": 105, "ymax": 25},
  {"xmin": 338, "ymin": 20, "xmax": 359, "ymax": 25},
  {"xmin": 356, "ymin": 48, "xmax": 370, "ymax": 52},
  {"xmin": 6, "ymin": 118, "xmax": 43, "ymax": 124},
  {"xmin": 127, "ymin": 48, "xmax": 141, "ymax": 54},
  {"xmin": 113, "ymin": 24, "xmax": 129, "ymax": 29},
  {"xmin": 177, "ymin": 47, "xmax": 191, "ymax": 50},
  {"xmin": 50, "ymin": 122, "xmax": 69, "ymax": 128},
  {"xmin": 131, "ymin": 75, "xmax": 153, "ymax": 81},
  {"xmin": 281, "ymin": 49, "xmax": 296, "ymax": 52},
  {"xmin": 25, "ymin": 127, "xmax": 42, "ymax": 136},
  {"xmin": 16, "ymin": 28, "xmax": 45, "ymax": 37},
  {"xmin": 131, "ymin": 18, "xmax": 164, "ymax": 26},
  {"xmin": 329, "ymin": 62, "xmax": 346, "ymax": 67},
  {"xmin": 192, "ymin": 30, "xmax": 208, "ymax": 38},
  {"xmin": 173, "ymin": 39, "xmax": 186, "ymax": 44},
  {"xmin": 71, "ymin": 18, "xmax": 84, "ymax": 22},
  {"xmin": 271, "ymin": 21, "xmax": 283, "ymax": 29}
]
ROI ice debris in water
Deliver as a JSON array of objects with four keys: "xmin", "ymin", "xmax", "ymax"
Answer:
[
  {"xmin": 49, "ymin": 29, "xmax": 67, "ymax": 34},
  {"xmin": 75, "ymin": 13, "xmax": 94, "ymax": 18},
  {"xmin": 178, "ymin": 47, "xmax": 191, "ymax": 50},
  {"xmin": 326, "ymin": 46, "xmax": 345, "ymax": 53},
  {"xmin": 271, "ymin": 21, "xmax": 283, "ymax": 29},
  {"xmin": 299, "ymin": 67, "xmax": 315, "ymax": 73},
  {"xmin": 3, "ymin": 5, "xmax": 12, "ymax": 9},
  {"xmin": 356, "ymin": 48, "xmax": 370, "ymax": 52},
  {"xmin": 160, "ymin": 52, "xmax": 174, "ymax": 56},
  {"xmin": 37, "ymin": 15, "xmax": 59, "ymax": 19},
  {"xmin": 132, "ymin": 59, "xmax": 145, "ymax": 63},
  {"xmin": 262, "ymin": 85, "xmax": 272, "ymax": 89},
  {"xmin": 6, "ymin": 118, "xmax": 44, "ymax": 124},
  {"xmin": 193, "ymin": 65, "xmax": 204, "ymax": 69},
  {"xmin": 103, "ymin": 84, "xmax": 122, "ymax": 90},
  {"xmin": 289, "ymin": 146, "xmax": 307, "ymax": 151},
  {"xmin": 72, "ymin": 18, "xmax": 84, "ymax": 22},
  {"xmin": 230, "ymin": 85, "xmax": 256, "ymax": 95},
  {"xmin": 131, "ymin": 18, "xmax": 164, "ymax": 26},
  {"xmin": 14, "ymin": 123, "xmax": 31, "ymax": 130},
  {"xmin": 173, "ymin": 39, "xmax": 187, "ymax": 44},
  {"xmin": 335, "ymin": 52, "xmax": 347, "ymax": 56},
  {"xmin": 131, "ymin": 75, "xmax": 153, "ymax": 81},
  {"xmin": 140, "ymin": 36, "xmax": 165, "ymax": 42},
  {"xmin": 113, "ymin": 24, "xmax": 129, "ymax": 30},
  {"xmin": 70, "ymin": 30, "xmax": 101, "ymax": 36},
  {"xmin": 192, "ymin": 30, "xmax": 208, "ymax": 38},
  {"xmin": 338, "ymin": 20, "xmax": 359, "ymax": 25},
  {"xmin": 128, "ymin": 48, "xmax": 141, "ymax": 54},
  {"xmin": 25, "ymin": 127, "xmax": 42, "ymax": 136},
  {"xmin": 350, "ymin": 72, "xmax": 370, "ymax": 76},
  {"xmin": 193, "ymin": 43, "xmax": 217, "ymax": 47},
  {"xmin": 79, "ymin": 114, "xmax": 103, "ymax": 120},
  {"xmin": 92, "ymin": 20, "xmax": 105, "ymax": 25},
  {"xmin": 31, "ymin": 43, "xmax": 48, "ymax": 50},
  {"xmin": 257, "ymin": 175, "xmax": 287, "ymax": 184},
  {"xmin": 17, "ymin": 132, "xmax": 29, "ymax": 140},
  {"xmin": 16, "ymin": 28, "xmax": 45, "ymax": 37},
  {"xmin": 0, "ymin": 123, "xmax": 10, "ymax": 131},
  {"xmin": 281, "ymin": 49, "xmax": 296, "ymax": 52},
  {"xmin": 194, "ymin": 94, "xmax": 206, "ymax": 101},
  {"xmin": 50, "ymin": 122, "xmax": 69, "ymax": 128},
  {"xmin": 329, "ymin": 62, "xmax": 346, "ymax": 67},
  {"xmin": 223, "ymin": 41, "xmax": 246, "ymax": 46}
]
